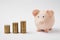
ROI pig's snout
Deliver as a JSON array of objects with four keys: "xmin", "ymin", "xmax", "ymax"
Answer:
[{"xmin": 39, "ymin": 21, "xmax": 44, "ymax": 24}]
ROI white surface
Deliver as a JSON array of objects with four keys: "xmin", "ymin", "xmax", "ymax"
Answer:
[{"xmin": 0, "ymin": 0, "xmax": 60, "ymax": 40}]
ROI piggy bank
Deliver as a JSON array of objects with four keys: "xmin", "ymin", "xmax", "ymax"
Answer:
[{"xmin": 32, "ymin": 9, "xmax": 55, "ymax": 32}]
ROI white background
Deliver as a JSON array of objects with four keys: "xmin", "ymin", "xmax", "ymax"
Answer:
[{"xmin": 0, "ymin": 0, "xmax": 60, "ymax": 40}]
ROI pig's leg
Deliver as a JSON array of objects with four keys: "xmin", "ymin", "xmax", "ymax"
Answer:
[
  {"xmin": 44, "ymin": 29, "xmax": 49, "ymax": 33},
  {"xmin": 37, "ymin": 26, "xmax": 42, "ymax": 32},
  {"xmin": 37, "ymin": 29, "xmax": 42, "ymax": 32},
  {"xmin": 49, "ymin": 28, "xmax": 52, "ymax": 30},
  {"xmin": 37, "ymin": 29, "xmax": 45, "ymax": 32}
]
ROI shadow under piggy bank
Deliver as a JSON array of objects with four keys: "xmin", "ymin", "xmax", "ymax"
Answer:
[{"xmin": 49, "ymin": 28, "xmax": 60, "ymax": 34}]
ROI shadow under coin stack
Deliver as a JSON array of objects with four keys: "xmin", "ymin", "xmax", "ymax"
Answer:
[
  {"xmin": 20, "ymin": 21, "xmax": 26, "ymax": 33},
  {"xmin": 4, "ymin": 25, "xmax": 10, "ymax": 33},
  {"xmin": 12, "ymin": 22, "xmax": 18, "ymax": 33}
]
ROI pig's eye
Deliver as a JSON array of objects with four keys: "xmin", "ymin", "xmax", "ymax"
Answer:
[
  {"xmin": 43, "ymin": 16, "xmax": 44, "ymax": 18},
  {"xmin": 38, "ymin": 16, "xmax": 39, "ymax": 18}
]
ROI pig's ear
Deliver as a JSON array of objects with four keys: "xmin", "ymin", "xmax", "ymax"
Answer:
[
  {"xmin": 32, "ymin": 9, "xmax": 40, "ymax": 16},
  {"xmin": 46, "ymin": 10, "xmax": 54, "ymax": 17}
]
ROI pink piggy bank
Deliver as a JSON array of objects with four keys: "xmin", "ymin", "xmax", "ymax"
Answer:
[{"xmin": 32, "ymin": 9, "xmax": 55, "ymax": 32}]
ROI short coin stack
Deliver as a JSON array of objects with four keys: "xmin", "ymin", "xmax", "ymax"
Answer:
[{"xmin": 4, "ymin": 25, "xmax": 10, "ymax": 33}]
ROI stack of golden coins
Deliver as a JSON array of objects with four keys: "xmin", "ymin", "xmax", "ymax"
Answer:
[
  {"xmin": 4, "ymin": 25, "xmax": 10, "ymax": 33},
  {"xmin": 12, "ymin": 22, "xmax": 18, "ymax": 33},
  {"xmin": 20, "ymin": 21, "xmax": 26, "ymax": 33}
]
